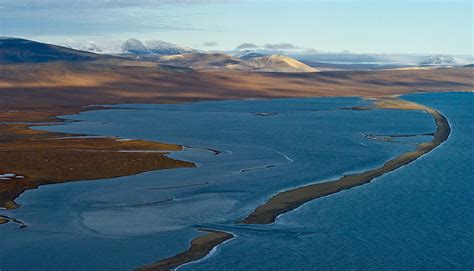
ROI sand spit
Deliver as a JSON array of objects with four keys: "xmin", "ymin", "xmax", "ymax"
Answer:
[
  {"xmin": 136, "ymin": 97, "xmax": 451, "ymax": 270},
  {"xmin": 134, "ymin": 229, "xmax": 234, "ymax": 271},
  {"xmin": 242, "ymin": 98, "xmax": 450, "ymax": 224}
]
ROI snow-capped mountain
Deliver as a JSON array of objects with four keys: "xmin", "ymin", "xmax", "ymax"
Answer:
[
  {"xmin": 418, "ymin": 55, "xmax": 457, "ymax": 66},
  {"xmin": 59, "ymin": 38, "xmax": 196, "ymax": 56},
  {"xmin": 58, "ymin": 39, "xmax": 123, "ymax": 55},
  {"xmin": 122, "ymin": 38, "xmax": 150, "ymax": 54},
  {"xmin": 145, "ymin": 40, "xmax": 196, "ymax": 55},
  {"xmin": 121, "ymin": 38, "xmax": 196, "ymax": 55}
]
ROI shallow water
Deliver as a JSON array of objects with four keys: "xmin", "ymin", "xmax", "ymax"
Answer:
[{"xmin": 0, "ymin": 94, "xmax": 471, "ymax": 270}]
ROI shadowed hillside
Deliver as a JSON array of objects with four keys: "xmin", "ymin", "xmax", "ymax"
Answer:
[{"xmin": 0, "ymin": 38, "xmax": 107, "ymax": 64}]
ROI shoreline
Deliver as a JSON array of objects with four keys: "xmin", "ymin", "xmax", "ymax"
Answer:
[
  {"xmin": 242, "ymin": 98, "xmax": 450, "ymax": 224},
  {"xmin": 139, "ymin": 97, "xmax": 451, "ymax": 270},
  {"xmin": 0, "ymin": 119, "xmax": 195, "ymax": 211},
  {"xmin": 0, "ymin": 58, "xmax": 472, "ymax": 269},
  {"xmin": 0, "ymin": 94, "xmax": 454, "ymax": 270},
  {"xmin": 134, "ymin": 229, "xmax": 234, "ymax": 271}
]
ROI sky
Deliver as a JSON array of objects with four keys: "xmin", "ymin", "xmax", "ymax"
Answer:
[{"xmin": 0, "ymin": 0, "xmax": 472, "ymax": 54}]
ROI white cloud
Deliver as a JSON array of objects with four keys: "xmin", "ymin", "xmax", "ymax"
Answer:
[{"xmin": 0, "ymin": 0, "xmax": 236, "ymax": 36}]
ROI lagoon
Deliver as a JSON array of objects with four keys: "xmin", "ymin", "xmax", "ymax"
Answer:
[{"xmin": 0, "ymin": 93, "xmax": 471, "ymax": 270}]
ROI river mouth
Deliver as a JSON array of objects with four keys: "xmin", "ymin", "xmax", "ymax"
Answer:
[{"xmin": 1, "ymin": 93, "xmax": 472, "ymax": 271}]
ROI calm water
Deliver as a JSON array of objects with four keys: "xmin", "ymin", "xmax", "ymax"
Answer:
[{"xmin": 0, "ymin": 93, "xmax": 471, "ymax": 270}]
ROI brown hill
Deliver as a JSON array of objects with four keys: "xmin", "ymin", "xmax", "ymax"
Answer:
[
  {"xmin": 232, "ymin": 55, "xmax": 318, "ymax": 72},
  {"xmin": 158, "ymin": 53, "xmax": 318, "ymax": 73},
  {"xmin": 159, "ymin": 53, "xmax": 240, "ymax": 69},
  {"xmin": 0, "ymin": 38, "xmax": 472, "ymax": 115},
  {"xmin": 0, "ymin": 61, "xmax": 472, "ymax": 115}
]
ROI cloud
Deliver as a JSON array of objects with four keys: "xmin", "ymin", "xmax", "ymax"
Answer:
[
  {"xmin": 0, "ymin": 0, "xmax": 236, "ymax": 9},
  {"xmin": 202, "ymin": 41, "xmax": 218, "ymax": 47},
  {"xmin": 264, "ymin": 42, "xmax": 298, "ymax": 50},
  {"xmin": 235, "ymin": 43, "xmax": 258, "ymax": 50},
  {"xmin": 0, "ymin": 0, "xmax": 235, "ymax": 36}
]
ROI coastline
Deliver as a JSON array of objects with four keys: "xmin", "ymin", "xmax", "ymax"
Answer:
[
  {"xmin": 134, "ymin": 229, "xmax": 234, "ymax": 271},
  {"xmin": 139, "ymin": 97, "xmax": 451, "ymax": 270},
  {"xmin": 0, "ymin": 119, "xmax": 195, "ymax": 211},
  {"xmin": 0, "ymin": 93, "xmax": 460, "ymax": 270},
  {"xmin": 1, "ymin": 65, "xmax": 471, "ymax": 211},
  {"xmin": 242, "ymin": 98, "xmax": 450, "ymax": 224},
  {"xmin": 0, "ymin": 55, "xmax": 472, "ymax": 269}
]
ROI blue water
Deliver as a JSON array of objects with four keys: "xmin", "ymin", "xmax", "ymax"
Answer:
[{"xmin": 0, "ymin": 93, "xmax": 471, "ymax": 270}]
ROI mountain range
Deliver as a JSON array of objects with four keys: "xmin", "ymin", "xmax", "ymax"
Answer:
[
  {"xmin": 1, "ymin": 37, "xmax": 472, "ymax": 113},
  {"xmin": 158, "ymin": 53, "xmax": 318, "ymax": 72},
  {"xmin": 2, "ymin": 37, "xmax": 473, "ymax": 72},
  {"xmin": 121, "ymin": 38, "xmax": 197, "ymax": 56},
  {"xmin": 58, "ymin": 38, "xmax": 474, "ymax": 70},
  {"xmin": 0, "ymin": 38, "xmax": 318, "ymax": 73}
]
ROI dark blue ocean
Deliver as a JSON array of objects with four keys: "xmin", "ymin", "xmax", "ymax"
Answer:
[{"xmin": 0, "ymin": 93, "xmax": 472, "ymax": 270}]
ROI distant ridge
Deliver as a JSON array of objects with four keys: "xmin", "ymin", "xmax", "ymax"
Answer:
[
  {"xmin": 159, "ymin": 53, "xmax": 240, "ymax": 68},
  {"xmin": 0, "ymin": 38, "xmax": 104, "ymax": 64},
  {"xmin": 122, "ymin": 38, "xmax": 197, "ymax": 56},
  {"xmin": 159, "ymin": 52, "xmax": 318, "ymax": 73},
  {"xmin": 418, "ymin": 55, "xmax": 457, "ymax": 66},
  {"xmin": 236, "ymin": 50, "xmax": 266, "ymax": 59},
  {"xmin": 0, "ymin": 38, "xmax": 316, "ymax": 73}
]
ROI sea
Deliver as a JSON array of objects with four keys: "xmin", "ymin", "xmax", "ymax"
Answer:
[{"xmin": 0, "ymin": 92, "xmax": 472, "ymax": 270}]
